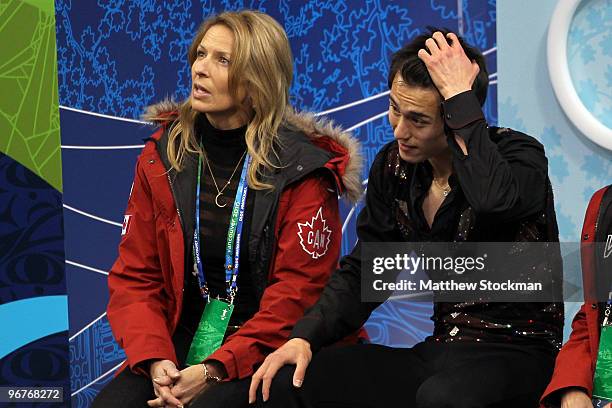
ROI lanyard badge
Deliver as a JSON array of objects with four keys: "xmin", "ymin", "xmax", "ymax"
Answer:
[
  {"xmin": 593, "ymin": 292, "xmax": 612, "ymax": 403},
  {"xmin": 186, "ymin": 152, "xmax": 250, "ymax": 366},
  {"xmin": 185, "ymin": 298, "xmax": 235, "ymax": 366}
]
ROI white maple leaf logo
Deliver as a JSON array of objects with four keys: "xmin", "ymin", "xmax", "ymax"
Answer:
[
  {"xmin": 605, "ymin": 234, "xmax": 612, "ymax": 259},
  {"xmin": 297, "ymin": 207, "xmax": 332, "ymax": 259}
]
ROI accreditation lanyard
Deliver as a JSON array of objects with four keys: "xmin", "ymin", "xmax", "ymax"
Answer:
[
  {"xmin": 192, "ymin": 151, "xmax": 250, "ymax": 304},
  {"xmin": 593, "ymin": 290, "xmax": 612, "ymax": 403}
]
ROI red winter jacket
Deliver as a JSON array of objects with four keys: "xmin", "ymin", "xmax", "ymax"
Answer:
[
  {"xmin": 540, "ymin": 185, "xmax": 612, "ymax": 406},
  {"xmin": 107, "ymin": 106, "xmax": 366, "ymax": 380}
]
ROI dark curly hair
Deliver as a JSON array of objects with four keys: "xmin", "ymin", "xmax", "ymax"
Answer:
[{"xmin": 387, "ymin": 27, "xmax": 489, "ymax": 106}]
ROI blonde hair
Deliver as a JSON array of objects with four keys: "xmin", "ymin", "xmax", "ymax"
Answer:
[{"xmin": 155, "ymin": 10, "xmax": 293, "ymax": 190}]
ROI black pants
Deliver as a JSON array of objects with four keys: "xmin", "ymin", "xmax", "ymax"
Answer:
[
  {"xmin": 91, "ymin": 368, "xmax": 253, "ymax": 407},
  {"xmin": 92, "ymin": 324, "xmax": 257, "ymax": 408},
  {"xmin": 93, "ymin": 333, "xmax": 554, "ymax": 408},
  {"xmin": 262, "ymin": 341, "xmax": 556, "ymax": 408}
]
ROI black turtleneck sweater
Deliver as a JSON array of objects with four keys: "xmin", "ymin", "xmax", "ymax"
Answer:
[{"xmin": 180, "ymin": 115, "xmax": 258, "ymax": 335}]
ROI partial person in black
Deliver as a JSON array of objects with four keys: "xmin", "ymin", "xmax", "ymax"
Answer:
[{"xmin": 248, "ymin": 28, "xmax": 564, "ymax": 408}]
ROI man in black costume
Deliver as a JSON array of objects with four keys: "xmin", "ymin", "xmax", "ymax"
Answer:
[{"xmin": 249, "ymin": 28, "xmax": 563, "ymax": 408}]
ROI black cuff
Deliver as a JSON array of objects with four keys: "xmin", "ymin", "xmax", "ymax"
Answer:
[
  {"xmin": 290, "ymin": 317, "xmax": 327, "ymax": 353},
  {"xmin": 441, "ymin": 90, "xmax": 484, "ymax": 130}
]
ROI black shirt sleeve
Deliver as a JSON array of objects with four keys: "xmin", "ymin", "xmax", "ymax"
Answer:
[
  {"xmin": 290, "ymin": 144, "xmax": 401, "ymax": 351},
  {"xmin": 443, "ymin": 90, "xmax": 548, "ymax": 222}
]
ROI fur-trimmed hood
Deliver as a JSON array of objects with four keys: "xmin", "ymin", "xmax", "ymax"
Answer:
[{"xmin": 143, "ymin": 101, "xmax": 363, "ymax": 203}]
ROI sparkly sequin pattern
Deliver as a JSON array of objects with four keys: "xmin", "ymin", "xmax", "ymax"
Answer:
[{"xmin": 384, "ymin": 138, "xmax": 564, "ymax": 350}]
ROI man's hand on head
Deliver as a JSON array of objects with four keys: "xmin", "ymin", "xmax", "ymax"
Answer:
[{"xmin": 417, "ymin": 32, "xmax": 480, "ymax": 100}]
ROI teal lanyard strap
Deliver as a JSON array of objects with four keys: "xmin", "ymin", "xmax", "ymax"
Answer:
[{"xmin": 192, "ymin": 151, "xmax": 250, "ymax": 303}]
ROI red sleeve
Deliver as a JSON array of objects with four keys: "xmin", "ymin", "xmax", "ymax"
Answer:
[
  {"xmin": 207, "ymin": 173, "xmax": 343, "ymax": 379},
  {"xmin": 107, "ymin": 148, "xmax": 177, "ymax": 375},
  {"xmin": 540, "ymin": 305, "xmax": 593, "ymax": 406}
]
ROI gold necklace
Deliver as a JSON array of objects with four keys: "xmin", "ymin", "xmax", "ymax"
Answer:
[
  {"xmin": 432, "ymin": 177, "xmax": 451, "ymax": 197},
  {"xmin": 204, "ymin": 150, "xmax": 247, "ymax": 208}
]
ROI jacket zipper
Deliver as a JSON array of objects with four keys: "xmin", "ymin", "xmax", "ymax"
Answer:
[
  {"xmin": 166, "ymin": 171, "xmax": 184, "ymax": 229},
  {"xmin": 153, "ymin": 134, "xmax": 185, "ymax": 231}
]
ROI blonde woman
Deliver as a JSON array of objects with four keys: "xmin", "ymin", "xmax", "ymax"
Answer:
[{"xmin": 92, "ymin": 10, "xmax": 365, "ymax": 408}]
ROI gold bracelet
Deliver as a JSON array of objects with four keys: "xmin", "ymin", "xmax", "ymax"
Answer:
[{"xmin": 201, "ymin": 363, "xmax": 222, "ymax": 383}]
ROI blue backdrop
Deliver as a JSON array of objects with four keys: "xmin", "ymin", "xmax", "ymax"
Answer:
[{"xmin": 55, "ymin": 1, "xmax": 497, "ymax": 405}]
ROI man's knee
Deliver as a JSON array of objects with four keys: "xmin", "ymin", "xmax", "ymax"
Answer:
[
  {"xmin": 415, "ymin": 377, "xmax": 479, "ymax": 408},
  {"xmin": 415, "ymin": 380, "xmax": 531, "ymax": 408},
  {"xmin": 264, "ymin": 365, "xmax": 302, "ymax": 405}
]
